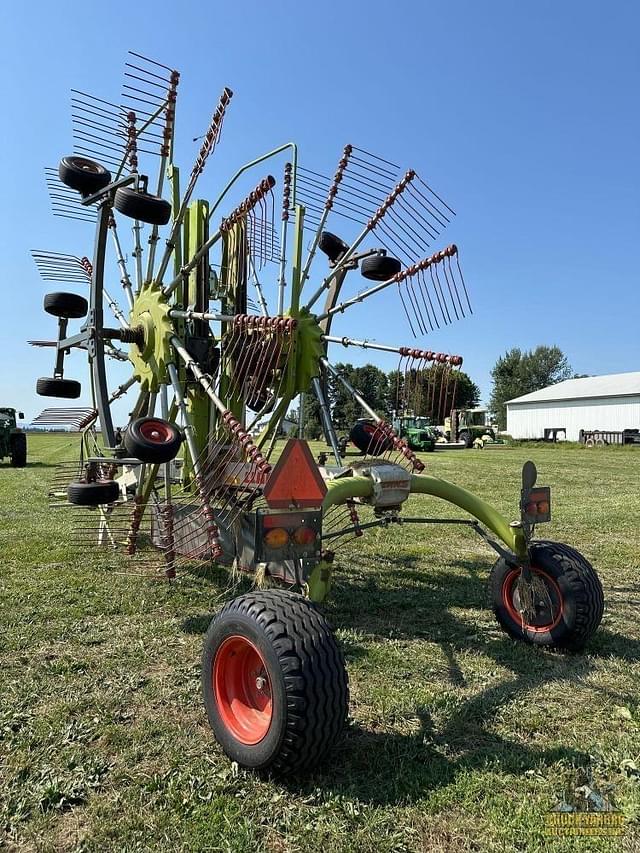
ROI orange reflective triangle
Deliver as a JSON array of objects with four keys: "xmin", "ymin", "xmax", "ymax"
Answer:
[{"xmin": 263, "ymin": 439, "xmax": 328, "ymax": 509}]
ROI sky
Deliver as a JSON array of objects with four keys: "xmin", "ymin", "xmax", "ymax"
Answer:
[{"xmin": 1, "ymin": 0, "xmax": 639, "ymax": 424}]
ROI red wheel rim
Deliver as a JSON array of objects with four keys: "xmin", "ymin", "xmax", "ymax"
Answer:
[
  {"xmin": 139, "ymin": 419, "xmax": 174, "ymax": 444},
  {"xmin": 213, "ymin": 635, "xmax": 273, "ymax": 744},
  {"xmin": 502, "ymin": 567, "xmax": 564, "ymax": 632}
]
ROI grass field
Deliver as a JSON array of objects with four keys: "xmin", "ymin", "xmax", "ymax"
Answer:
[{"xmin": 1, "ymin": 434, "xmax": 639, "ymax": 852}]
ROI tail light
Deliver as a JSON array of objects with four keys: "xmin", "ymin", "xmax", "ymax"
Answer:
[
  {"xmin": 264, "ymin": 527, "xmax": 290, "ymax": 549},
  {"xmin": 292, "ymin": 526, "xmax": 316, "ymax": 546}
]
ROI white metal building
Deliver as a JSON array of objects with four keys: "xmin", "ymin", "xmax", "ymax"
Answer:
[{"xmin": 506, "ymin": 371, "xmax": 640, "ymax": 441}]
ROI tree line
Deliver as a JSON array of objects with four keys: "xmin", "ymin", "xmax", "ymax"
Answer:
[
  {"xmin": 295, "ymin": 363, "xmax": 481, "ymax": 439},
  {"xmin": 293, "ymin": 344, "xmax": 576, "ymax": 438}
]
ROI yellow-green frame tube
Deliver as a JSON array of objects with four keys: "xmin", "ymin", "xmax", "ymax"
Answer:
[{"xmin": 321, "ymin": 473, "xmax": 527, "ymax": 559}]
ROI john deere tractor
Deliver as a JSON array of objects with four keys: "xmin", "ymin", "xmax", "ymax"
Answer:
[
  {"xmin": 446, "ymin": 408, "xmax": 500, "ymax": 448},
  {"xmin": 392, "ymin": 415, "xmax": 437, "ymax": 452},
  {"xmin": 0, "ymin": 408, "xmax": 27, "ymax": 467}
]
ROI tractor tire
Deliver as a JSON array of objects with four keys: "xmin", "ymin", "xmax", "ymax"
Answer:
[
  {"xmin": 360, "ymin": 253, "xmax": 402, "ymax": 282},
  {"xmin": 202, "ymin": 589, "xmax": 349, "ymax": 775},
  {"xmin": 36, "ymin": 377, "xmax": 81, "ymax": 399},
  {"xmin": 67, "ymin": 479, "xmax": 120, "ymax": 506},
  {"xmin": 318, "ymin": 231, "xmax": 349, "ymax": 263},
  {"xmin": 44, "ymin": 292, "xmax": 88, "ymax": 319},
  {"xmin": 114, "ymin": 187, "xmax": 172, "ymax": 226},
  {"xmin": 10, "ymin": 433, "xmax": 26, "ymax": 467},
  {"xmin": 124, "ymin": 417, "xmax": 182, "ymax": 463},
  {"xmin": 58, "ymin": 155, "xmax": 111, "ymax": 195},
  {"xmin": 349, "ymin": 420, "xmax": 394, "ymax": 455},
  {"xmin": 489, "ymin": 541, "xmax": 604, "ymax": 652},
  {"xmin": 459, "ymin": 430, "xmax": 473, "ymax": 448}
]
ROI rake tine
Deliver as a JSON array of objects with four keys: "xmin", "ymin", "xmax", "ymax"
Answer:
[
  {"xmin": 454, "ymin": 252, "xmax": 472, "ymax": 314},
  {"xmin": 419, "ymin": 268, "xmax": 439, "ymax": 330},
  {"xmin": 403, "ymin": 184, "xmax": 451, "ymax": 233},
  {"xmin": 120, "ymin": 90, "xmax": 165, "ymax": 110},
  {"xmin": 443, "ymin": 254, "xmax": 465, "ymax": 319},
  {"xmin": 122, "ymin": 83, "xmax": 166, "ymax": 104},
  {"xmin": 441, "ymin": 254, "xmax": 461, "ymax": 321},
  {"xmin": 52, "ymin": 212, "xmax": 96, "ymax": 222},
  {"xmin": 128, "ymin": 51, "xmax": 175, "ymax": 73},
  {"xmin": 125, "ymin": 62, "xmax": 173, "ymax": 85},
  {"xmin": 71, "ymin": 89, "xmax": 123, "ymax": 112},
  {"xmin": 417, "ymin": 175, "xmax": 456, "ymax": 217},
  {"xmin": 123, "ymin": 71, "xmax": 171, "ymax": 92},
  {"xmin": 414, "ymin": 268, "xmax": 435, "ymax": 332},
  {"xmin": 351, "ymin": 145, "xmax": 400, "ymax": 169},
  {"xmin": 429, "ymin": 263, "xmax": 450, "ymax": 325},
  {"xmin": 348, "ymin": 153, "xmax": 398, "ymax": 180},
  {"xmin": 397, "ymin": 284, "xmax": 418, "ymax": 337},
  {"xmin": 397, "ymin": 193, "xmax": 441, "ymax": 241}
]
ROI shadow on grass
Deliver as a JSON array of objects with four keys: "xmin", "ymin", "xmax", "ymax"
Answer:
[
  {"xmin": 287, "ymin": 695, "xmax": 592, "ymax": 806},
  {"xmin": 181, "ymin": 551, "xmax": 638, "ymax": 804}
]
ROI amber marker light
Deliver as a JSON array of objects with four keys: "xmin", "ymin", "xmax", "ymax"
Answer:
[{"xmin": 264, "ymin": 527, "xmax": 290, "ymax": 548}]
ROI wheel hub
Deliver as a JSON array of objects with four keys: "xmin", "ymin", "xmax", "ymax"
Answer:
[{"xmin": 128, "ymin": 283, "xmax": 173, "ymax": 391}]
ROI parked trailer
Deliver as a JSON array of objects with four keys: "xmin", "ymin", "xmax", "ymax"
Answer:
[{"xmin": 579, "ymin": 429, "xmax": 640, "ymax": 446}]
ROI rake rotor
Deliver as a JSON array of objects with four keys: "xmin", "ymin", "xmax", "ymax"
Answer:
[{"xmin": 33, "ymin": 51, "xmax": 471, "ymax": 578}]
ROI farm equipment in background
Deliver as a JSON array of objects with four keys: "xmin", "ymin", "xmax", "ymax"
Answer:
[
  {"xmin": 391, "ymin": 414, "xmax": 438, "ymax": 451},
  {"xmin": 444, "ymin": 407, "xmax": 504, "ymax": 448},
  {"xmin": 349, "ymin": 414, "xmax": 437, "ymax": 454},
  {"xmin": 0, "ymin": 408, "xmax": 27, "ymax": 467},
  {"xmin": 580, "ymin": 428, "xmax": 640, "ymax": 447},
  {"xmin": 31, "ymin": 52, "xmax": 604, "ymax": 776}
]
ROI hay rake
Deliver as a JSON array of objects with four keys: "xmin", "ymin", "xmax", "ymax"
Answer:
[{"xmin": 32, "ymin": 52, "xmax": 604, "ymax": 775}]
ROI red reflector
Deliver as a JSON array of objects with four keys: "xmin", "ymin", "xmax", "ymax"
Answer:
[
  {"xmin": 292, "ymin": 526, "xmax": 316, "ymax": 546},
  {"xmin": 263, "ymin": 439, "xmax": 327, "ymax": 509}
]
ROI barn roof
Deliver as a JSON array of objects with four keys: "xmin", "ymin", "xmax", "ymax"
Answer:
[{"xmin": 507, "ymin": 371, "xmax": 640, "ymax": 405}]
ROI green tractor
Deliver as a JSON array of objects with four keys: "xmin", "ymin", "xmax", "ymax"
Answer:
[
  {"xmin": 445, "ymin": 407, "xmax": 502, "ymax": 448},
  {"xmin": 349, "ymin": 415, "xmax": 437, "ymax": 455},
  {"xmin": 392, "ymin": 414, "xmax": 437, "ymax": 452},
  {"xmin": 0, "ymin": 408, "xmax": 27, "ymax": 467}
]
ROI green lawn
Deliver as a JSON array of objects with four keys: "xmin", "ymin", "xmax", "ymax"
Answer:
[{"xmin": 1, "ymin": 434, "xmax": 639, "ymax": 852}]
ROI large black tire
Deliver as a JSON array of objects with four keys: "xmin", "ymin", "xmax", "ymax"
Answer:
[
  {"xmin": 44, "ymin": 292, "xmax": 88, "ymax": 319},
  {"xmin": 36, "ymin": 377, "xmax": 81, "ymax": 399},
  {"xmin": 459, "ymin": 430, "xmax": 473, "ymax": 448},
  {"xmin": 349, "ymin": 420, "xmax": 394, "ymax": 455},
  {"xmin": 489, "ymin": 541, "xmax": 604, "ymax": 651},
  {"xmin": 10, "ymin": 433, "xmax": 26, "ymax": 468},
  {"xmin": 114, "ymin": 187, "xmax": 172, "ymax": 225},
  {"xmin": 58, "ymin": 155, "xmax": 111, "ymax": 195},
  {"xmin": 124, "ymin": 417, "xmax": 182, "ymax": 463},
  {"xmin": 202, "ymin": 589, "xmax": 349, "ymax": 774},
  {"xmin": 318, "ymin": 231, "xmax": 349, "ymax": 263},
  {"xmin": 360, "ymin": 253, "xmax": 402, "ymax": 282},
  {"xmin": 67, "ymin": 480, "xmax": 120, "ymax": 506}
]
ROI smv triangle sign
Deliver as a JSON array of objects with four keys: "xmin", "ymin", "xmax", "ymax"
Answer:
[{"xmin": 263, "ymin": 439, "xmax": 328, "ymax": 509}]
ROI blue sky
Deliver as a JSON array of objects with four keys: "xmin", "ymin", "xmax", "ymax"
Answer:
[{"xmin": 2, "ymin": 0, "xmax": 639, "ymax": 423}]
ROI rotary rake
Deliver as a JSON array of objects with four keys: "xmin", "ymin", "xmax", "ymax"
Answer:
[{"xmin": 32, "ymin": 52, "xmax": 604, "ymax": 775}]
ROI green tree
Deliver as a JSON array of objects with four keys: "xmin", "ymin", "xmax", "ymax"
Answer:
[
  {"xmin": 489, "ymin": 345, "xmax": 573, "ymax": 429},
  {"xmin": 301, "ymin": 392, "xmax": 323, "ymax": 440},
  {"xmin": 389, "ymin": 366, "xmax": 480, "ymax": 422},
  {"xmin": 329, "ymin": 363, "xmax": 390, "ymax": 430}
]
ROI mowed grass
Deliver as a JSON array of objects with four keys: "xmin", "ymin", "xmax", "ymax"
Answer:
[{"xmin": 1, "ymin": 434, "xmax": 640, "ymax": 852}]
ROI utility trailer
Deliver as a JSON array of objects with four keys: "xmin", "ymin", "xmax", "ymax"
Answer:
[{"xmin": 579, "ymin": 429, "xmax": 640, "ymax": 446}]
